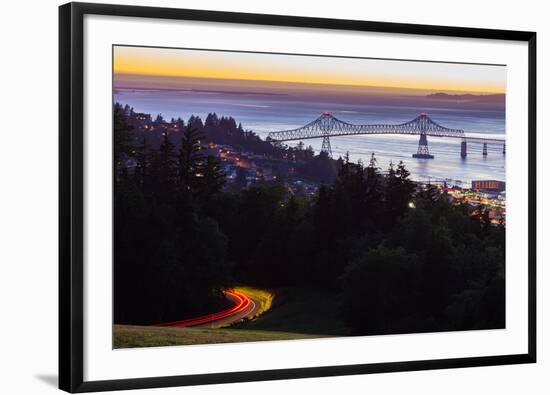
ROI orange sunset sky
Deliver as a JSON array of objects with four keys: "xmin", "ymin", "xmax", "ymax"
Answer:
[{"xmin": 114, "ymin": 46, "xmax": 506, "ymax": 95}]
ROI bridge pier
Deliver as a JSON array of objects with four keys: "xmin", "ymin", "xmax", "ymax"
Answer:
[
  {"xmin": 461, "ymin": 140, "xmax": 467, "ymax": 158},
  {"xmin": 412, "ymin": 132, "xmax": 434, "ymax": 159},
  {"xmin": 321, "ymin": 134, "xmax": 332, "ymax": 158},
  {"xmin": 482, "ymin": 142, "xmax": 488, "ymax": 156}
]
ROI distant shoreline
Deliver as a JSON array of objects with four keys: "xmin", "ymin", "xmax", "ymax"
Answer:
[{"xmin": 114, "ymin": 86, "xmax": 288, "ymax": 97}]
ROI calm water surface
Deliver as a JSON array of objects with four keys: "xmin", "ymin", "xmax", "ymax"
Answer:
[{"xmin": 114, "ymin": 89, "xmax": 506, "ymax": 185}]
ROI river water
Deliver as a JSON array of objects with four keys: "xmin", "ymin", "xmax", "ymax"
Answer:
[{"xmin": 114, "ymin": 88, "xmax": 506, "ymax": 186}]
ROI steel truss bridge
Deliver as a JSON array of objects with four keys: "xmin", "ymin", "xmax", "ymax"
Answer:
[{"xmin": 267, "ymin": 112, "xmax": 505, "ymax": 159}]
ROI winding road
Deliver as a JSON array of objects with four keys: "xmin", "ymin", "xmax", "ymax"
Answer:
[{"xmin": 157, "ymin": 289, "xmax": 262, "ymax": 329}]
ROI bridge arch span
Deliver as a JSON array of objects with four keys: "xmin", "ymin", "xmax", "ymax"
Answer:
[{"xmin": 267, "ymin": 112, "xmax": 504, "ymax": 159}]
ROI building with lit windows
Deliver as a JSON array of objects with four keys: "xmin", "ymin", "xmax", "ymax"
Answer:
[{"xmin": 471, "ymin": 180, "xmax": 506, "ymax": 192}]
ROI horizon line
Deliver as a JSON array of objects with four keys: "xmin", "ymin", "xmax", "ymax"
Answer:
[{"xmin": 114, "ymin": 72, "xmax": 506, "ymax": 95}]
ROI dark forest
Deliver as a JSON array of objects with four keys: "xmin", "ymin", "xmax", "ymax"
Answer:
[{"xmin": 114, "ymin": 103, "xmax": 505, "ymax": 336}]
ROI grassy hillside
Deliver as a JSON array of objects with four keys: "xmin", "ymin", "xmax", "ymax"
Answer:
[
  {"xmin": 114, "ymin": 325, "xmax": 324, "ymax": 348},
  {"xmin": 113, "ymin": 287, "xmax": 348, "ymax": 348},
  {"xmin": 241, "ymin": 287, "xmax": 350, "ymax": 336}
]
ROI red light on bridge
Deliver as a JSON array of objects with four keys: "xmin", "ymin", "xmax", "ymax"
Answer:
[
  {"xmin": 420, "ymin": 112, "xmax": 428, "ymax": 116},
  {"xmin": 323, "ymin": 111, "xmax": 331, "ymax": 117}
]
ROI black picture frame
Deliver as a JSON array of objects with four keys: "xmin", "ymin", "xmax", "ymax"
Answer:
[{"xmin": 59, "ymin": 2, "xmax": 537, "ymax": 392}]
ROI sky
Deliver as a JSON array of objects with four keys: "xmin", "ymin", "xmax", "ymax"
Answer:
[{"xmin": 113, "ymin": 46, "xmax": 506, "ymax": 95}]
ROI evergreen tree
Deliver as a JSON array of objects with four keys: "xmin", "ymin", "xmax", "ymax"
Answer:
[
  {"xmin": 198, "ymin": 156, "xmax": 226, "ymax": 197},
  {"xmin": 396, "ymin": 164, "xmax": 416, "ymax": 211},
  {"xmin": 384, "ymin": 160, "xmax": 416, "ymax": 227},
  {"xmin": 157, "ymin": 132, "xmax": 177, "ymax": 195},
  {"xmin": 204, "ymin": 113, "xmax": 220, "ymax": 140},
  {"xmin": 187, "ymin": 115, "xmax": 204, "ymax": 134},
  {"xmin": 113, "ymin": 103, "xmax": 134, "ymax": 173},
  {"xmin": 338, "ymin": 151, "xmax": 351, "ymax": 178},
  {"xmin": 178, "ymin": 126, "xmax": 203, "ymax": 191},
  {"xmin": 134, "ymin": 136, "xmax": 150, "ymax": 188},
  {"xmin": 363, "ymin": 153, "xmax": 384, "ymax": 228}
]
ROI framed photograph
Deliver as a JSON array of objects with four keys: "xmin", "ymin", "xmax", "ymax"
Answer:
[{"xmin": 59, "ymin": 2, "xmax": 536, "ymax": 392}]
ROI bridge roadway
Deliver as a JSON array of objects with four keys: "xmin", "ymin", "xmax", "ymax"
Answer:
[
  {"xmin": 267, "ymin": 112, "xmax": 504, "ymax": 158},
  {"xmin": 267, "ymin": 112, "xmax": 504, "ymax": 143}
]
